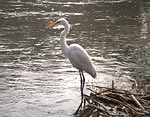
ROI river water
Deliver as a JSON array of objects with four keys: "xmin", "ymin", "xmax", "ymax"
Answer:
[{"xmin": 0, "ymin": 0, "xmax": 150, "ymax": 117}]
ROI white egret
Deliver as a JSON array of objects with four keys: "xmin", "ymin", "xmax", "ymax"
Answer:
[{"xmin": 45, "ymin": 18, "xmax": 96, "ymax": 104}]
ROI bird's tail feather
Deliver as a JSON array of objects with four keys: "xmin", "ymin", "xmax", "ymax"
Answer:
[{"xmin": 91, "ymin": 66, "xmax": 96, "ymax": 78}]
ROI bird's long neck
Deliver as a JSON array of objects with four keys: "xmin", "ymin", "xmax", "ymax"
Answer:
[{"xmin": 60, "ymin": 23, "xmax": 70, "ymax": 58}]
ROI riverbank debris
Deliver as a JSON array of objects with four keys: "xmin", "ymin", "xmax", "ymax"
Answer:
[{"xmin": 75, "ymin": 84, "xmax": 150, "ymax": 117}]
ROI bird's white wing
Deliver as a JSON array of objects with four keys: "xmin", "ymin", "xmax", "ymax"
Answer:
[
  {"xmin": 68, "ymin": 44, "xmax": 92, "ymax": 69},
  {"xmin": 67, "ymin": 44, "xmax": 96, "ymax": 78}
]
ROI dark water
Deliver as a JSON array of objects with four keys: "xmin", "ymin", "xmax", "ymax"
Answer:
[{"xmin": 0, "ymin": 0, "xmax": 150, "ymax": 116}]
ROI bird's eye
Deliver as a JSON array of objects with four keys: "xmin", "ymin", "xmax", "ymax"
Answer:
[{"xmin": 57, "ymin": 21, "xmax": 60, "ymax": 24}]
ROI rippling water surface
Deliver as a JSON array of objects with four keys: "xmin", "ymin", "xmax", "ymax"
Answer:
[{"xmin": 0, "ymin": 0, "xmax": 150, "ymax": 116}]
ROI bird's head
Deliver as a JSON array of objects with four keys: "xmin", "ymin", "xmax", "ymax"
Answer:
[{"xmin": 45, "ymin": 18, "xmax": 69, "ymax": 30}]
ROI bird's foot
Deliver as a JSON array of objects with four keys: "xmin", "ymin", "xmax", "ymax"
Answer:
[
  {"xmin": 74, "ymin": 95, "xmax": 86, "ymax": 116},
  {"xmin": 74, "ymin": 100, "xmax": 83, "ymax": 116}
]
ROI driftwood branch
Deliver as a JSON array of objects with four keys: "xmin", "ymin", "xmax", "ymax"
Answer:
[{"xmin": 75, "ymin": 85, "xmax": 150, "ymax": 117}]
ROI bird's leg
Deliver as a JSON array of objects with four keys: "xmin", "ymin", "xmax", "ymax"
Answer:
[
  {"xmin": 79, "ymin": 70, "xmax": 83, "ymax": 101},
  {"xmin": 81, "ymin": 71, "xmax": 85, "ymax": 93},
  {"xmin": 74, "ymin": 70, "xmax": 85, "ymax": 115},
  {"xmin": 81, "ymin": 71, "xmax": 86, "ymax": 107},
  {"xmin": 74, "ymin": 70, "xmax": 83, "ymax": 115}
]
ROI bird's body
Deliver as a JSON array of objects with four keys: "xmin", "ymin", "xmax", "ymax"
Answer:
[
  {"xmin": 67, "ymin": 44, "xmax": 96, "ymax": 78},
  {"xmin": 45, "ymin": 18, "xmax": 96, "ymax": 111}
]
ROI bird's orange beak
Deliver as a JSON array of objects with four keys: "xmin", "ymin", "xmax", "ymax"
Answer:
[{"xmin": 44, "ymin": 22, "xmax": 57, "ymax": 30}]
